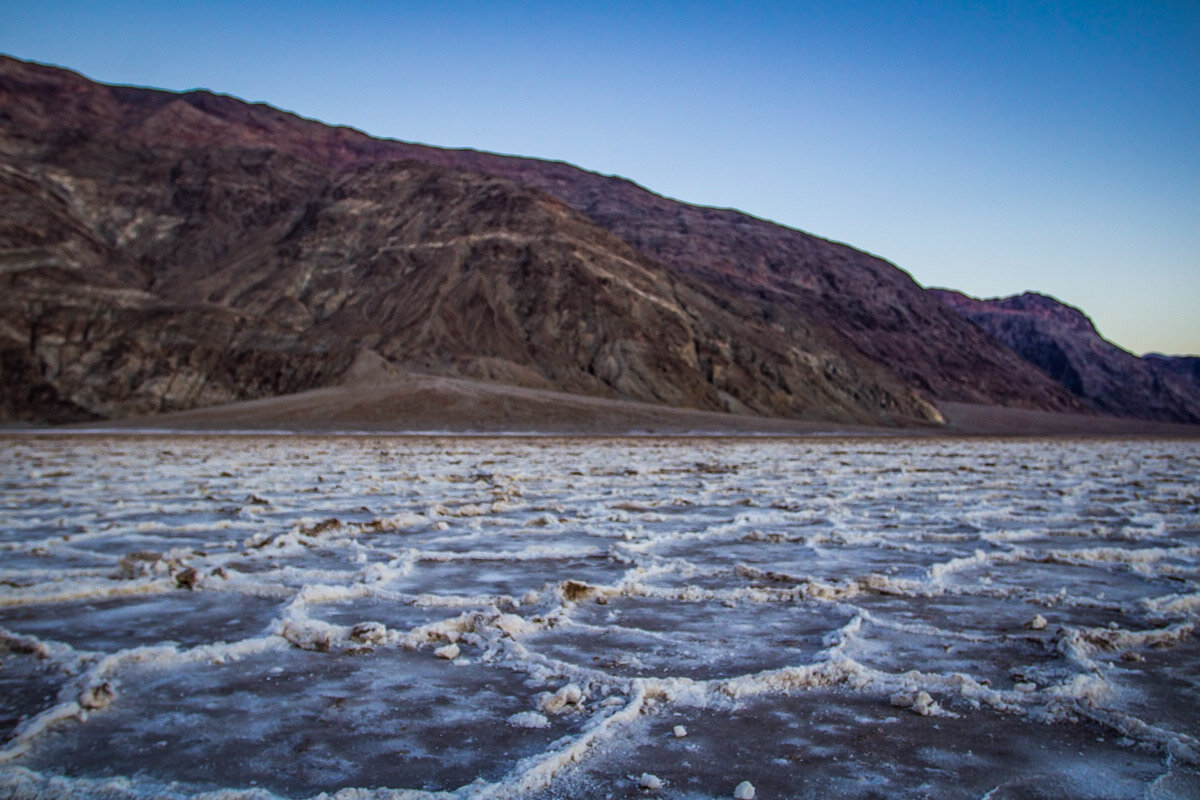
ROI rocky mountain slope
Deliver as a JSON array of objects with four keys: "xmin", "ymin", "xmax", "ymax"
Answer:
[
  {"xmin": 0, "ymin": 56, "xmax": 1089, "ymax": 425},
  {"xmin": 933, "ymin": 290, "xmax": 1200, "ymax": 423}
]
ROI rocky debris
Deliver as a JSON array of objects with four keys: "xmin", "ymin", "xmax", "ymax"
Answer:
[
  {"xmin": 79, "ymin": 682, "xmax": 115, "ymax": 711},
  {"xmin": 560, "ymin": 580, "xmax": 598, "ymax": 603},
  {"xmin": 174, "ymin": 567, "xmax": 200, "ymax": 590},
  {"xmin": 349, "ymin": 622, "xmax": 387, "ymax": 644}
]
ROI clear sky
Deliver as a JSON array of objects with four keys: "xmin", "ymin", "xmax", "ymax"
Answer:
[{"xmin": 4, "ymin": 0, "xmax": 1198, "ymax": 355}]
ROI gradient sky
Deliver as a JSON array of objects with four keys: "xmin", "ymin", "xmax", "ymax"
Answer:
[{"xmin": 4, "ymin": 0, "xmax": 1198, "ymax": 355}]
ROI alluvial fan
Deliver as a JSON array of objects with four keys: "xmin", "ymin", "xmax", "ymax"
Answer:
[{"xmin": 1, "ymin": 434, "xmax": 1199, "ymax": 799}]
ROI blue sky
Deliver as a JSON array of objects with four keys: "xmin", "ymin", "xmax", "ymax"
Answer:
[{"xmin": 4, "ymin": 0, "xmax": 1197, "ymax": 354}]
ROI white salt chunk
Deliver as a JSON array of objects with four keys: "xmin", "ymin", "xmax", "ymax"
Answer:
[
  {"xmin": 434, "ymin": 643, "xmax": 460, "ymax": 660},
  {"xmin": 506, "ymin": 711, "xmax": 550, "ymax": 729},
  {"xmin": 911, "ymin": 691, "xmax": 939, "ymax": 715},
  {"xmin": 892, "ymin": 690, "xmax": 941, "ymax": 716},
  {"xmin": 1028, "ymin": 614, "xmax": 1048, "ymax": 630},
  {"xmin": 734, "ymin": 780, "xmax": 755, "ymax": 799},
  {"xmin": 639, "ymin": 773, "xmax": 663, "ymax": 790},
  {"xmin": 495, "ymin": 613, "xmax": 535, "ymax": 638},
  {"xmin": 1014, "ymin": 681, "xmax": 1037, "ymax": 693},
  {"xmin": 540, "ymin": 682, "xmax": 585, "ymax": 714},
  {"xmin": 673, "ymin": 725, "xmax": 688, "ymax": 738}
]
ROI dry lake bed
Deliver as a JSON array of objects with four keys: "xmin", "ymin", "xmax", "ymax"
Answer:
[{"xmin": 1, "ymin": 434, "xmax": 1198, "ymax": 799}]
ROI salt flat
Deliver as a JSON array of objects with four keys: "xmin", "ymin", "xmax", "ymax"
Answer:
[{"xmin": 1, "ymin": 434, "xmax": 1198, "ymax": 799}]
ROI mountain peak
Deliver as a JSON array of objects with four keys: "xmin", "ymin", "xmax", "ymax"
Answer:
[{"xmin": 932, "ymin": 289, "xmax": 1099, "ymax": 337}]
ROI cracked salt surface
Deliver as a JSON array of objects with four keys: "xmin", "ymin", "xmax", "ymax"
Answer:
[{"xmin": 1, "ymin": 435, "xmax": 1198, "ymax": 799}]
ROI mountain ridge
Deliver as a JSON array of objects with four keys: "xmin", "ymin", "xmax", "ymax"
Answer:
[{"xmin": 0, "ymin": 55, "xmax": 1125, "ymax": 427}]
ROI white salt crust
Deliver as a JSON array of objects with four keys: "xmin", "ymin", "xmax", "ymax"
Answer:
[{"xmin": 1, "ymin": 435, "xmax": 1198, "ymax": 798}]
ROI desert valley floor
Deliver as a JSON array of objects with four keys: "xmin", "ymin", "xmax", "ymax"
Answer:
[{"xmin": 1, "ymin": 434, "xmax": 1198, "ymax": 799}]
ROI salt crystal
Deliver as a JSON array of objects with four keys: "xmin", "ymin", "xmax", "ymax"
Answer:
[
  {"xmin": 911, "ymin": 691, "xmax": 937, "ymax": 715},
  {"xmin": 495, "ymin": 613, "xmax": 534, "ymax": 637},
  {"xmin": 434, "ymin": 643, "xmax": 460, "ymax": 660},
  {"xmin": 540, "ymin": 682, "xmax": 585, "ymax": 714},
  {"xmin": 892, "ymin": 690, "xmax": 940, "ymax": 716},
  {"xmin": 673, "ymin": 725, "xmax": 688, "ymax": 738},
  {"xmin": 638, "ymin": 773, "xmax": 663, "ymax": 790},
  {"xmin": 734, "ymin": 780, "xmax": 755, "ymax": 799},
  {"xmin": 506, "ymin": 711, "xmax": 550, "ymax": 729},
  {"xmin": 1028, "ymin": 614, "xmax": 1048, "ymax": 630}
]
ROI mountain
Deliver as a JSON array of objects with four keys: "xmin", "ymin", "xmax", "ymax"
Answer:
[
  {"xmin": 1144, "ymin": 353, "xmax": 1200, "ymax": 395},
  {"xmin": 0, "ymin": 56, "xmax": 1088, "ymax": 427},
  {"xmin": 932, "ymin": 290, "xmax": 1200, "ymax": 424}
]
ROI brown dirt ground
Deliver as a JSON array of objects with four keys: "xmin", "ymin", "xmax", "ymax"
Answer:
[{"xmin": 44, "ymin": 371, "xmax": 1200, "ymax": 438}]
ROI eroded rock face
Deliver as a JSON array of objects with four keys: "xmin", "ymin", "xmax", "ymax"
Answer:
[
  {"xmin": 933, "ymin": 290, "xmax": 1200, "ymax": 424},
  {"xmin": 0, "ymin": 55, "xmax": 1084, "ymax": 425}
]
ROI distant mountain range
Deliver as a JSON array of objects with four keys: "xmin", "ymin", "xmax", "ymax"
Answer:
[
  {"xmin": 932, "ymin": 290, "xmax": 1200, "ymax": 424},
  {"xmin": 1, "ymin": 55, "xmax": 1195, "ymax": 429}
]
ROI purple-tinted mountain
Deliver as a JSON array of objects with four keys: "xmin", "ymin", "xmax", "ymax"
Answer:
[
  {"xmin": 0, "ymin": 56, "xmax": 1086, "ymax": 425},
  {"xmin": 932, "ymin": 290, "xmax": 1200, "ymax": 424},
  {"xmin": 1144, "ymin": 354, "xmax": 1200, "ymax": 394}
]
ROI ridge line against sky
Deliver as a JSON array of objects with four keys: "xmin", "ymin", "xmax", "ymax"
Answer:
[{"xmin": 3, "ymin": 0, "xmax": 1197, "ymax": 355}]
